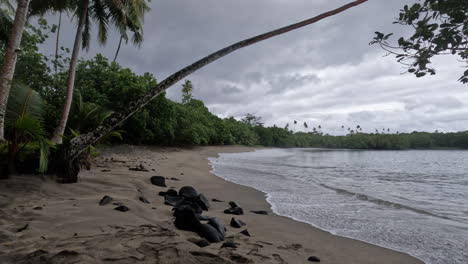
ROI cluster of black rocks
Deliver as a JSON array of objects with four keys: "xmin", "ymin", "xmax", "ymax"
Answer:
[{"xmin": 96, "ymin": 174, "xmax": 320, "ymax": 262}]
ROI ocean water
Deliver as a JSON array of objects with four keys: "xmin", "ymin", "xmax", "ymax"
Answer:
[{"xmin": 208, "ymin": 148, "xmax": 468, "ymax": 264}]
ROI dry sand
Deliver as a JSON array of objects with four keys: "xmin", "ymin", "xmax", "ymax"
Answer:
[{"xmin": 0, "ymin": 145, "xmax": 424, "ymax": 263}]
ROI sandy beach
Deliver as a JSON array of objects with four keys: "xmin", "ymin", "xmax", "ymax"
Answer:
[{"xmin": 0, "ymin": 145, "xmax": 424, "ymax": 263}]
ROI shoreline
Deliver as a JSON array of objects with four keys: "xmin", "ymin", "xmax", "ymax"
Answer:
[{"xmin": 0, "ymin": 145, "xmax": 424, "ymax": 263}]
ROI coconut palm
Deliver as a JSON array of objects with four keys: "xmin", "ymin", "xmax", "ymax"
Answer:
[
  {"xmin": 0, "ymin": 0, "xmax": 14, "ymax": 43},
  {"xmin": 51, "ymin": 0, "xmax": 150, "ymax": 144},
  {"xmin": 0, "ymin": 0, "xmax": 31, "ymax": 143},
  {"xmin": 56, "ymin": 0, "xmax": 369, "ymax": 183},
  {"xmin": 2, "ymin": 82, "xmax": 52, "ymax": 177},
  {"xmin": 113, "ymin": 0, "xmax": 150, "ymax": 62}
]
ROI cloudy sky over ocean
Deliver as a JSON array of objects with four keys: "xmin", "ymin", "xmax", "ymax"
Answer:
[{"xmin": 42, "ymin": 0, "xmax": 467, "ymax": 134}]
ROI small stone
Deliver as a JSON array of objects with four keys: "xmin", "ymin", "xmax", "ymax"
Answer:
[
  {"xmin": 150, "ymin": 176, "xmax": 166, "ymax": 187},
  {"xmin": 99, "ymin": 195, "xmax": 113, "ymax": 206},
  {"xmin": 251, "ymin": 210, "xmax": 268, "ymax": 215},
  {"xmin": 221, "ymin": 241, "xmax": 238, "ymax": 249},
  {"xmin": 230, "ymin": 218, "xmax": 246, "ymax": 228},
  {"xmin": 180, "ymin": 172, "xmax": 184, "ymax": 175},
  {"xmin": 139, "ymin": 196, "xmax": 150, "ymax": 204},
  {"xmin": 170, "ymin": 177, "xmax": 180, "ymax": 181},
  {"xmin": 308, "ymin": 256, "xmax": 321, "ymax": 262},
  {"xmin": 240, "ymin": 229, "xmax": 251, "ymax": 237},
  {"xmin": 212, "ymin": 198, "xmax": 223, "ymax": 202},
  {"xmin": 224, "ymin": 207, "xmax": 244, "ymax": 215},
  {"xmin": 16, "ymin": 224, "xmax": 29, "ymax": 233},
  {"xmin": 193, "ymin": 238, "xmax": 210, "ymax": 248},
  {"xmin": 114, "ymin": 205, "xmax": 130, "ymax": 212},
  {"xmin": 229, "ymin": 201, "xmax": 240, "ymax": 208},
  {"xmin": 129, "ymin": 164, "xmax": 149, "ymax": 172},
  {"xmin": 33, "ymin": 207, "xmax": 43, "ymax": 210},
  {"xmin": 197, "ymin": 193, "xmax": 210, "ymax": 211},
  {"xmin": 179, "ymin": 186, "xmax": 199, "ymax": 199}
]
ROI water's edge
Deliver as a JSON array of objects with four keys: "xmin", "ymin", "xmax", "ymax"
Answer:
[{"xmin": 207, "ymin": 151, "xmax": 427, "ymax": 264}]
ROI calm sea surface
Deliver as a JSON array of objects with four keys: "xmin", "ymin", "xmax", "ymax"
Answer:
[{"xmin": 209, "ymin": 148, "xmax": 468, "ymax": 264}]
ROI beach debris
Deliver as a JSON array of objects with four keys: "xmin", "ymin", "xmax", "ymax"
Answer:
[
  {"xmin": 230, "ymin": 218, "xmax": 246, "ymax": 228},
  {"xmin": 129, "ymin": 164, "xmax": 149, "ymax": 172},
  {"xmin": 170, "ymin": 177, "xmax": 181, "ymax": 181},
  {"xmin": 139, "ymin": 196, "xmax": 150, "ymax": 204},
  {"xmin": 308, "ymin": 256, "xmax": 321, "ymax": 262},
  {"xmin": 33, "ymin": 206, "xmax": 43, "ymax": 210},
  {"xmin": 180, "ymin": 172, "xmax": 184, "ymax": 175},
  {"xmin": 251, "ymin": 210, "xmax": 268, "ymax": 215},
  {"xmin": 114, "ymin": 205, "xmax": 130, "ymax": 212},
  {"xmin": 208, "ymin": 218, "xmax": 226, "ymax": 237},
  {"xmin": 224, "ymin": 207, "xmax": 244, "ymax": 215},
  {"xmin": 240, "ymin": 229, "xmax": 251, "ymax": 237},
  {"xmin": 150, "ymin": 176, "xmax": 167, "ymax": 187},
  {"xmin": 16, "ymin": 224, "xmax": 29, "ymax": 232},
  {"xmin": 99, "ymin": 195, "xmax": 113, "ymax": 206},
  {"xmin": 179, "ymin": 186, "xmax": 199, "ymax": 199},
  {"xmin": 197, "ymin": 193, "xmax": 210, "ymax": 210},
  {"xmin": 190, "ymin": 238, "xmax": 210, "ymax": 248},
  {"xmin": 198, "ymin": 224, "xmax": 224, "ymax": 242},
  {"xmin": 212, "ymin": 198, "xmax": 224, "ymax": 202},
  {"xmin": 229, "ymin": 201, "xmax": 240, "ymax": 208},
  {"xmin": 101, "ymin": 169, "xmax": 111, "ymax": 172},
  {"xmin": 221, "ymin": 241, "xmax": 239, "ymax": 249}
]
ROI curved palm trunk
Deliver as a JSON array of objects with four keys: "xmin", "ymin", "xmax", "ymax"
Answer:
[
  {"xmin": 58, "ymin": 0, "xmax": 368, "ymax": 183},
  {"xmin": 0, "ymin": 0, "xmax": 31, "ymax": 143},
  {"xmin": 113, "ymin": 36, "xmax": 123, "ymax": 62},
  {"xmin": 52, "ymin": 0, "xmax": 89, "ymax": 144}
]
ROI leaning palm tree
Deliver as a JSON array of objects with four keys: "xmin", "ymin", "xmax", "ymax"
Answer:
[
  {"xmin": 0, "ymin": 0, "xmax": 31, "ymax": 142},
  {"xmin": 51, "ymin": 0, "xmax": 150, "ymax": 144},
  {"xmin": 113, "ymin": 0, "xmax": 150, "ymax": 62},
  {"xmin": 57, "ymin": 0, "xmax": 369, "ymax": 183}
]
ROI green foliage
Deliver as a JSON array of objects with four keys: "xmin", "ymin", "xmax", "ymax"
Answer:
[
  {"xmin": 5, "ymin": 83, "xmax": 53, "ymax": 173},
  {"xmin": 371, "ymin": 0, "xmax": 467, "ymax": 83}
]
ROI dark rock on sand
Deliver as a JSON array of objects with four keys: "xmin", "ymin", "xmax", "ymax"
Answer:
[
  {"xmin": 230, "ymin": 218, "xmax": 246, "ymax": 228},
  {"xmin": 139, "ymin": 196, "xmax": 150, "ymax": 204},
  {"xmin": 221, "ymin": 241, "xmax": 238, "ymax": 249},
  {"xmin": 164, "ymin": 196, "xmax": 185, "ymax": 207},
  {"xmin": 99, "ymin": 195, "xmax": 113, "ymax": 206},
  {"xmin": 212, "ymin": 198, "xmax": 224, "ymax": 202},
  {"xmin": 229, "ymin": 201, "xmax": 240, "ymax": 208},
  {"xmin": 114, "ymin": 205, "xmax": 130, "ymax": 212},
  {"xmin": 150, "ymin": 176, "xmax": 167, "ymax": 187},
  {"xmin": 308, "ymin": 256, "xmax": 321, "ymax": 262},
  {"xmin": 197, "ymin": 224, "xmax": 224, "ymax": 242},
  {"xmin": 197, "ymin": 215, "xmax": 215, "ymax": 221},
  {"xmin": 170, "ymin": 177, "xmax": 180, "ymax": 181},
  {"xmin": 173, "ymin": 206, "xmax": 201, "ymax": 232},
  {"xmin": 129, "ymin": 164, "xmax": 149, "ymax": 172},
  {"xmin": 16, "ymin": 224, "xmax": 29, "ymax": 232},
  {"xmin": 33, "ymin": 206, "xmax": 42, "ymax": 210},
  {"xmin": 167, "ymin": 189, "xmax": 178, "ymax": 197},
  {"xmin": 240, "ymin": 229, "xmax": 251, "ymax": 237},
  {"xmin": 208, "ymin": 218, "xmax": 226, "ymax": 237},
  {"xmin": 197, "ymin": 193, "xmax": 210, "ymax": 211},
  {"xmin": 177, "ymin": 200, "xmax": 203, "ymax": 215},
  {"xmin": 179, "ymin": 186, "xmax": 199, "ymax": 199},
  {"xmin": 224, "ymin": 207, "xmax": 244, "ymax": 215},
  {"xmin": 251, "ymin": 210, "xmax": 268, "ymax": 215},
  {"xmin": 192, "ymin": 238, "xmax": 210, "ymax": 248}
]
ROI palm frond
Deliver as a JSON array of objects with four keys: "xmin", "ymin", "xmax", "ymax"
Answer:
[{"xmin": 5, "ymin": 82, "xmax": 45, "ymax": 128}]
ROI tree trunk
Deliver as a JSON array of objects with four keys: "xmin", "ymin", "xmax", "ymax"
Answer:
[
  {"xmin": 57, "ymin": 0, "xmax": 368, "ymax": 183},
  {"xmin": 113, "ymin": 36, "xmax": 123, "ymax": 63},
  {"xmin": 0, "ymin": 0, "xmax": 31, "ymax": 142},
  {"xmin": 52, "ymin": 0, "xmax": 89, "ymax": 144},
  {"xmin": 54, "ymin": 11, "xmax": 62, "ymax": 74}
]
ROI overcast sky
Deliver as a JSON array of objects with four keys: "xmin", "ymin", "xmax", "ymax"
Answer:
[{"xmin": 40, "ymin": 0, "xmax": 468, "ymax": 134}]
